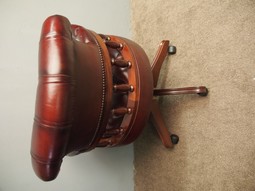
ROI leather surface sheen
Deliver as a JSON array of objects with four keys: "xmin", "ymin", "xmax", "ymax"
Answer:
[{"xmin": 31, "ymin": 15, "xmax": 153, "ymax": 181}]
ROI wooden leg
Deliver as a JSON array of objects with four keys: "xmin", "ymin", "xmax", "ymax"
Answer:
[
  {"xmin": 150, "ymin": 99, "xmax": 179, "ymax": 148},
  {"xmin": 151, "ymin": 40, "xmax": 170, "ymax": 87},
  {"xmin": 153, "ymin": 86, "xmax": 208, "ymax": 96}
]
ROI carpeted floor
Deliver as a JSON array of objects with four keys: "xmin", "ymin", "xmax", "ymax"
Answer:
[{"xmin": 131, "ymin": 1, "xmax": 255, "ymax": 190}]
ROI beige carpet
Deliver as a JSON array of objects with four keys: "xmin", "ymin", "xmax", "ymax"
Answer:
[{"xmin": 131, "ymin": 1, "xmax": 255, "ymax": 190}]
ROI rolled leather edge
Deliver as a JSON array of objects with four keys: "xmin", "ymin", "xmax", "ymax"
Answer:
[
  {"xmin": 31, "ymin": 15, "xmax": 75, "ymax": 181},
  {"xmin": 31, "ymin": 153, "xmax": 62, "ymax": 181},
  {"xmin": 31, "ymin": 120, "xmax": 71, "ymax": 181},
  {"xmin": 40, "ymin": 14, "xmax": 72, "ymax": 40}
]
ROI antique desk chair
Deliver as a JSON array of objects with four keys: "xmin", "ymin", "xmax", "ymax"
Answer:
[{"xmin": 31, "ymin": 15, "xmax": 208, "ymax": 181}]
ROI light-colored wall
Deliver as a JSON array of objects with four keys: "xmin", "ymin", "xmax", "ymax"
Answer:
[{"xmin": 0, "ymin": 1, "xmax": 133, "ymax": 191}]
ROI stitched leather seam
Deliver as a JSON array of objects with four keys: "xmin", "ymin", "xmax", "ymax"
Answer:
[
  {"xmin": 39, "ymin": 74, "xmax": 75, "ymax": 84},
  {"xmin": 34, "ymin": 117, "xmax": 72, "ymax": 130},
  {"xmin": 31, "ymin": 152, "xmax": 63, "ymax": 165}
]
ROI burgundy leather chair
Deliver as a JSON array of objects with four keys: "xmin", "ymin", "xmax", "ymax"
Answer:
[{"xmin": 31, "ymin": 15, "xmax": 208, "ymax": 181}]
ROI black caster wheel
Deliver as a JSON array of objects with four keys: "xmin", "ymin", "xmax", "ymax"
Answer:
[
  {"xmin": 198, "ymin": 88, "xmax": 209, "ymax": 97},
  {"xmin": 170, "ymin": 134, "xmax": 179, "ymax": 145},
  {"xmin": 168, "ymin": 45, "xmax": 176, "ymax": 55}
]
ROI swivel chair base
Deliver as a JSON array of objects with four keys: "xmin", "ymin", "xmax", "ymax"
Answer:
[{"xmin": 150, "ymin": 40, "xmax": 208, "ymax": 148}]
